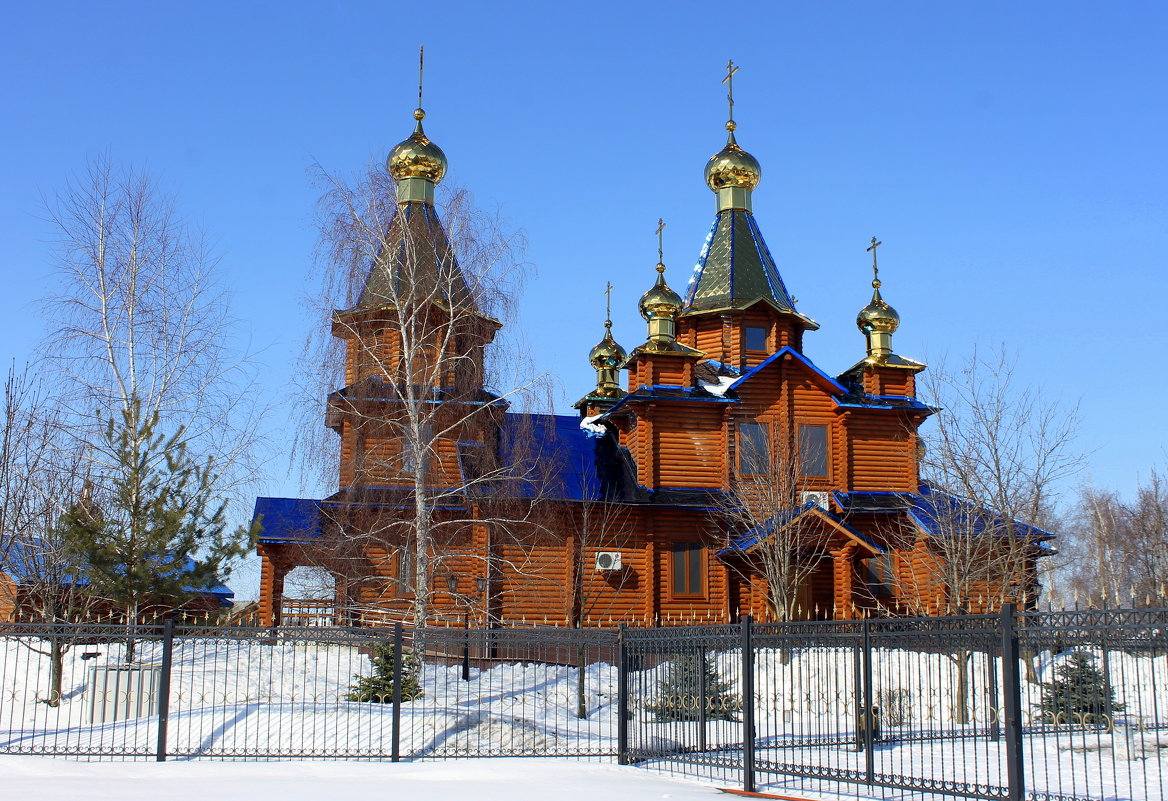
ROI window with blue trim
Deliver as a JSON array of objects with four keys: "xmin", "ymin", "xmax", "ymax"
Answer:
[{"xmin": 745, "ymin": 326, "xmax": 767, "ymax": 351}]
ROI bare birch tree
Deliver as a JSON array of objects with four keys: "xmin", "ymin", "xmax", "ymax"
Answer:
[
  {"xmin": 1068, "ymin": 473, "xmax": 1168, "ymax": 607},
  {"xmin": 293, "ymin": 163, "xmax": 550, "ymax": 626},
  {"xmin": 911, "ymin": 347, "xmax": 1081, "ymax": 614},
  {"xmin": 37, "ymin": 157, "xmax": 262, "ymax": 627},
  {"xmin": 0, "ymin": 364, "xmax": 96, "ymax": 703},
  {"xmin": 907, "ymin": 347, "xmax": 1081, "ymax": 723},
  {"xmin": 41, "ymin": 155, "xmax": 264, "ymax": 500}
]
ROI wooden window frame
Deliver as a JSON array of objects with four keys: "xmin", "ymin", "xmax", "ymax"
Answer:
[
  {"xmin": 671, "ymin": 541, "xmax": 706, "ymax": 599},
  {"xmin": 798, "ymin": 422, "xmax": 830, "ymax": 479},
  {"xmin": 738, "ymin": 420, "xmax": 771, "ymax": 476},
  {"xmin": 744, "ymin": 325, "xmax": 768, "ymax": 352}
]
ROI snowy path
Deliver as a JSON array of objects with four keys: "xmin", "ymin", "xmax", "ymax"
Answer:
[{"xmin": 0, "ymin": 756, "xmax": 726, "ymax": 801}]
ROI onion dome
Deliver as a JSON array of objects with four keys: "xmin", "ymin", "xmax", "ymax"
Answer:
[
  {"xmin": 639, "ymin": 264, "xmax": 683, "ymax": 321},
  {"xmin": 704, "ymin": 123, "xmax": 761, "ymax": 192},
  {"xmin": 856, "ymin": 280, "xmax": 900, "ymax": 335},
  {"xmin": 589, "ymin": 321, "xmax": 628, "ymax": 369},
  {"xmin": 387, "ymin": 109, "xmax": 448, "ymax": 184}
]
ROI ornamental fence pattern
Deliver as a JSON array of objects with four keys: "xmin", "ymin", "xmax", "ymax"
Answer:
[{"xmin": 0, "ymin": 607, "xmax": 1165, "ymax": 801}]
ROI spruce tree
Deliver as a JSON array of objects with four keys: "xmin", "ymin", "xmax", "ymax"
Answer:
[
  {"xmin": 346, "ymin": 641, "xmax": 424, "ymax": 702},
  {"xmin": 646, "ymin": 651, "xmax": 738, "ymax": 722},
  {"xmin": 1036, "ymin": 651, "xmax": 1122, "ymax": 724},
  {"xmin": 60, "ymin": 398, "xmax": 254, "ymax": 658}
]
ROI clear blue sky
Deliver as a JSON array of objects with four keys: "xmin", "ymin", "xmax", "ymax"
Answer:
[{"xmin": 2, "ymin": 1, "xmax": 1165, "ymax": 510}]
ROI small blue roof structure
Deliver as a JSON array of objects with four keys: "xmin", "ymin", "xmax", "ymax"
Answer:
[
  {"xmin": 1, "ymin": 543, "xmax": 234, "ymax": 605},
  {"xmin": 253, "ymin": 497, "xmax": 323, "ymax": 542},
  {"xmin": 727, "ymin": 347, "xmax": 848, "ymax": 396},
  {"xmin": 718, "ymin": 501, "xmax": 881, "ymax": 556}
]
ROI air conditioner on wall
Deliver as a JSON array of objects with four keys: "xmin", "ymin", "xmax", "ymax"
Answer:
[
  {"xmin": 595, "ymin": 551, "xmax": 623, "ymax": 571},
  {"xmin": 800, "ymin": 490, "xmax": 829, "ymax": 509}
]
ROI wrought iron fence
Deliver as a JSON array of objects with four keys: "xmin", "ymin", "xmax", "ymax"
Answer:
[
  {"xmin": 0, "ymin": 621, "xmax": 619, "ymax": 760},
  {"xmin": 621, "ymin": 606, "xmax": 1168, "ymax": 801},
  {"xmin": 0, "ymin": 608, "xmax": 1164, "ymax": 801}
]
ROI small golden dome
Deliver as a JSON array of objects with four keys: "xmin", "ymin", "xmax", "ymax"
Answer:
[
  {"xmin": 857, "ymin": 282, "xmax": 900, "ymax": 334},
  {"xmin": 639, "ymin": 264, "xmax": 683, "ymax": 321},
  {"xmin": 589, "ymin": 324, "xmax": 627, "ymax": 368},
  {"xmin": 387, "ymin": 110, "xmax": 448, "ymax": 184},
  {"xmin": 704, "ymin": 126, "xmax": 761, "ymax": 192}
]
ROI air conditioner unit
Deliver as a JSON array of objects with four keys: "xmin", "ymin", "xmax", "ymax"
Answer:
[
  {"xmin": 595, "ymin": 551, "xmax": 623, "ymax": 571},
  {"xmin": 801, "ymin": 491, "xmax": 829, "ymax": 509}
]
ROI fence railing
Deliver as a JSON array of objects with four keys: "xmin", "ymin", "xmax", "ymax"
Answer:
[{"xmin": 0, "ymin": 607, "xmax": 1164, "ymax": 801}]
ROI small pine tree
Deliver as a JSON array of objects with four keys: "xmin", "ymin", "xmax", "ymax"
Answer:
[
  {"xmin": 646, "ymin": 651, "xmax": 738, "ymax": 722},
  {"xmin": 60, "ymin": 398, "xmax": 254, "ymax": 660},
  {"xmin": 346, "ymin": 641, "xmax": 424, "ymax": 702},
  {"xmin": 1036, "ymin": 652, "xmax": 1122, "ymax": 724}
]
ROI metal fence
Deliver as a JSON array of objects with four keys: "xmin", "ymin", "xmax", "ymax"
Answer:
[
  {"xmin": 621, "ymin": 606, "xmax": 1168, "ymax": 801},
  {"xmin": 0, "ymin": 621, "xmax": 618, "ymax": 760},
  {"xmin": 1, "ymin": 608, "xmax": 1165, "ymax": 801}
]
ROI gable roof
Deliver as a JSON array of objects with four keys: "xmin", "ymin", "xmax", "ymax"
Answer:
[
  {"xmin": 728, "ymin": 346, "xmax": 848, "ymax": 396},
  {"xmin": 718, "ymin": 501, "xmax": 882, "ymax": 556}
]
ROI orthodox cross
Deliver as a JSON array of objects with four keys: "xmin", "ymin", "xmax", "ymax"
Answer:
[
  {"xmin": 723, "ymin": 59, "xmax": 739, "ymax": 125},
  {"xmin": 866, "ymin": 236, "xmax": 883, "ymax": 283},
  {"xmin": 417, "ymin": 45, "xmax": 425, "ymax": 110},
  {"xmin": 656, "ymin": 218, "xmax": 666, "ymax": 265},
  {"xmin": 604, "ymin": 281, "xmax": 613, "ymax": 326}
]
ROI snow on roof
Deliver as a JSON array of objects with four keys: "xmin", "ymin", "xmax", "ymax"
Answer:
[
  {"xmin": 698, "ymin": 375, "xmax": 737, "ymax": 397},
  {"xmin": 580, "ymin": 415, "xmax": 606, "ymax": 436}
]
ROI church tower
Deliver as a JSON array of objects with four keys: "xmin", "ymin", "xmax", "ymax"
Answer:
[
  {"xmin": 328, "ymin": 51, "xmax": 501, "ymax": 492},
  {"xmin": 675, "ymin": 61, "xmax": 818, "ymax": 369}
]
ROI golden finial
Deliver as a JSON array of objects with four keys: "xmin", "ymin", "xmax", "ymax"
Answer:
[
  {"xmin": 415, "ymin": 45, "xmax": 426, "ymax": 123},
  {"xmin": 722, "ymin": 59, "xmax": 739, "ymax": 132},
  {"xmin": 857, "ymin": 235, "xmax": 899, "ymax": 359},
  {"xmin": 604, "ymin": 281, "xmax": 613, "ymax": 327},
  {"xmin": 866, "ymin": 236, "xmax": 883, "ymax": 288},
  {"xmin": 656, "ymin": 218, "xmax": 666, "ymax": 272}
]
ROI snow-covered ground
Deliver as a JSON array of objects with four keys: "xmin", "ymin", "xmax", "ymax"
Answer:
[{"xmin": 0, "ymin": 756, "xmax": 728, "ymax": 801}]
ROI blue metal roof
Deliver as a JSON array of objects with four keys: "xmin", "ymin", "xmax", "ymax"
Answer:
[
  {"xmin": 908, "ymin": 483, "xmax": 1054, "ymax": 542},
  {"xmin": 717, "ymin": 500, "xmax": 881, "ymax": 556},
  {"xmin": 1, "ymin": 542, "xmax": 234, "ymax": 602},
  {"xmin": 253, "ymin": 497, "xmax": 322, "ymax": 543}
]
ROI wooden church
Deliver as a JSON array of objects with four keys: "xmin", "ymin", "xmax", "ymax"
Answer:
[{"xmin": 253, "ymin": 71, "xmax": 1051, "ymax": 628}]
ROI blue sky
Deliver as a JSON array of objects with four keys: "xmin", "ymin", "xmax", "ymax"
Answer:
[{"xmin": 1, "ymin": 1, "xmax": 1165, "ymax": 511}]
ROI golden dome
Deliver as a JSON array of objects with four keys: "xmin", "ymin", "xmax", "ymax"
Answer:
[
  {"xmin": 639, "ymin": 264, "xmax": 683, "ymax": 321},
  {"xmin": 856, "ymin": 282, "xmax": 900, "ymax": 335},
  {"xmin": 387, "ymin": 109, "xmax": 448, "ymax": 184},
  {"xmin": 589, "ymin": 323, "xmax": 627, "ymax": 368},
  {"xmin": 704, "ymin": 125, "xmax": 761, "ymax": 192}
]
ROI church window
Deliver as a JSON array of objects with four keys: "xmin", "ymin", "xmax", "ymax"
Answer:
[
  {"xmin": 738, "ymin": 421, "xmax": 770, "ymax": 473},
  {"xmin": 799, "ymin": 424, "xmax": 828, "ymax": 477},
  {"xmin": 672, "ymin": 542, "xmax": 704, "ymax": 596},
  {"xmin": 745, "ymin": 326, "xmax": 767, "ymax": 351}
]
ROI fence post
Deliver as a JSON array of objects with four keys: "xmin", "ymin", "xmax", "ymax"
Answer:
[
  {"xmin": 617, "ymin": 623, "xmax": 629, "ymax": 765},
  {"xmin": 988, "ymin": 645, "xmax": 1001, "ymax": 742},
  {"xmin": 1000, "ymin": 603, "xmax": 1025, "ymax": 801},
  {"xmin": 698, "ymin": 644, "xmax": 708, "ymax": 752},
  {"xmin": 861, "ymin": 618, "xmax": 875, "ymax": 785},
  {"xmin": 741, "ymin": 614, "xmax": 755, "ymax": 794},
  {"xmin": 462, "ymin": 615, "xmax": 471, "ymax": 682},
  {"xmin": 155, "ymin": 618, "xmax": 175, "ymax": 762},
  {"xmin": 391, "ymin": 621, "xmax": 403, "ymax": 763}
]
